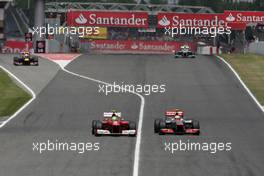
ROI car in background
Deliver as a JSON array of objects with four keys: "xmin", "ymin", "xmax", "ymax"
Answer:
[
  {"xmin": 154, "ymin": 109, "xmax": 200, "ymax": 135},
  {"xmin": 92, "ymin": 111, "xmax": 137, "ymax": 136},
  {"xmin": 174, "ymin": 45, "xmax": 196, "ymax": 58},
  {"xmin": 13, "ymin": 51, "xmax": 38, "ymax": 66}
]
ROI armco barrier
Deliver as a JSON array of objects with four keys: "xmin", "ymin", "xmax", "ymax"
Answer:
[
  {"xmin": 81, "ymin": 40, "xmax": 197, "ymax": 54},
  {"xmin": 248, "ymin": 41, "xmax": 264, "ymax": 55},
  {"xmin": 197, "ymin": 46, "xmax": 222, "ymax": 55}
]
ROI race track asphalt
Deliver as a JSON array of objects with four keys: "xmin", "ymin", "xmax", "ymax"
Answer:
[
  {"xmin": 0, "ymin": 54, "xmax": 263, "ymax": 176},
  {"xmin": 0, "ymin": 54, "xmax": 59, "ymax": 94}
]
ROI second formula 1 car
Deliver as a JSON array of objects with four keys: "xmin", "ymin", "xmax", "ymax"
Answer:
[
  {"xmin": 13, "ymin": 51, "xmax": 38, "ymax": 66},
  {"xmin": 92, "ymin": 111, "xmax": 137, "ymax": 136},
  {"xmin": 174, "ymin": 45, "xmax": 196, "ymax": 58},
  {"xmin": 154, "ymin": 109, "xmax": 200, "ymax": 135}
]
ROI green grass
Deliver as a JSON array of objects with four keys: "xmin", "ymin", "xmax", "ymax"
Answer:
[
  {"xmin": 0, "ymin": 69, "xmax": 31, "ymax": 117},
  {"xmin": 220, "ymin": 53, "xmax": 264, "ymax": 105}
]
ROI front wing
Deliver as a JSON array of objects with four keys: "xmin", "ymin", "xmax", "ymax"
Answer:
[
  {"xmin": 96, "ymin": 129, "xmax": 137, "ymax": 136},
  {"xmin": 160, "ymin": 128, "xmax": 199, "ymax": 134}
]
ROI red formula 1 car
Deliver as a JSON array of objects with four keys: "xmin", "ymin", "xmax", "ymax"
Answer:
[
  {"xmin": 154, "ymin": 109, "xmax": 200, "ymax": 135},
  {"xmin": 92, "ymin": 111, "xmax": 137, "ymax": 136}
]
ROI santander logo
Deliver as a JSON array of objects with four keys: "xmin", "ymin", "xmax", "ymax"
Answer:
[
  {"xmin": 158, "ymin": 16, "xmax": 170, "ymax": 26},
  {"xmin": 226, "ymin": 13, "xmax": 236, "ymax": 22},
  {"xmin": 131, "ymin": 43, "xmax": 138, "ymax": 49},
  {"xmin": 75, "ymin": 13, "xmax": 88, "ymax": 24}
]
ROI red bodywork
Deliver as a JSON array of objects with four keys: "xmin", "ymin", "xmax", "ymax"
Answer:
[
  {"xmin": 102, "ymin": 118, "xmax": 130, "ymax": 130},
  {"xmin": 95, "ymin": 117, "xmax": 137, "ymax": 136}
]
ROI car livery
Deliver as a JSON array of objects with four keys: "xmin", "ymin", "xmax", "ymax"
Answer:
[
  {"xmin": 92, "ymin": 111, "xmax": 137, "ymax": 136},
  {"xmin": 154, "ymin": 109, "xmax": 200, "ymax": 135},
  {"xmin": 13, "ymin": 51, "xmax": 38, "ymax": 66},
  {"xmin": 174, "ymin": 45, "xmax": 196, "ymax": 58}
]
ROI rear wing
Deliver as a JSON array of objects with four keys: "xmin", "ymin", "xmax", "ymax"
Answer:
[
  {"xmin": 165, "ymin": 110, "xmax": 184, "ymax": 116},
  {"xmin": 104, "ymin": 112, "xmax": 121, "ymax": 117},
  {"xmin": 165, "ymin": 111, "xmax": 176, "ymax": 116},
  {"xmin": 181, "ymin": 45, "xmax": 190, "ymax": 49}
]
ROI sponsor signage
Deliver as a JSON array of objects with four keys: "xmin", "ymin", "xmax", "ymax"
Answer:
[
  {"xmin": 80, "ymin": 27, "xmax": 108, "ymax": 39},
  {"xmin": 25, "ymin": 32, "xmax": 33, "ymax": 42},
  {"xmin": 224, "ymin": 10, "xmax": 264, "ymax": 24},
  {"xmin": 67, "ymin": 10, "xmax": 149, "ymax": 27},
  {"xmin": 157, "ymin": 13, "xmax": 227, "ymax": 28},
  {"xmin": 36, "ymin": 41, "xmax": 46, "ymax": 53},
  {"xmin": 2, "ymin": 41, "xmax": 33, "ymax": 53},
  {"xmin": 226, "ymin": 22, "xmax": 247, "ymax": 30},
  {"xmin": 83, "ymin": 40, "xmax": 196, "ymax": 53}
]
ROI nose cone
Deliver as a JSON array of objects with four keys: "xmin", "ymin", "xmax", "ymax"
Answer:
[{"xmin": 112, "ymin": 121, "xmax": 120, "ymax": 126}]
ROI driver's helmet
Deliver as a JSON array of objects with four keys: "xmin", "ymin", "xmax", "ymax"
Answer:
[
  {"xmin": 111, "ymin": 110, "xmax": 117, "ymax": 117},
  {"xmin": 112, "ymin": 115, "xmax": 118, "ymax": 121},
  {"xmin": 111, "ymin": 110, "xmax": 118, "ymax": 120},
  {"xmin": 175, "ymin": 115, "xmax": 182, "ymax": 120},
  {"xmin": 176, "ymin": 111, "xmax": 183, "ymax": 117},
  {"xmin": 24, "ymin": 51, "xmax": 30, "ymax": 57}
]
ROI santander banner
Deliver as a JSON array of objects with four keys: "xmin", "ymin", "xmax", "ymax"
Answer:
[
  {"xmin": 224, "ymin": 10, "xmax": 264, "ymax": 24},
  {"xmin": 157, "ymin": 13, "xmax": 227, "ymax": 28},
  {"xmin": 85, "ymin": 40, "xmax": 196, "ymax": 53},
  {"xmin": 67, "ymin": 10, "xmax": 149, "ymax": 27},
  {"xmin": 2, "ymin": 41, "xmax": 33, "ymax": 53}
]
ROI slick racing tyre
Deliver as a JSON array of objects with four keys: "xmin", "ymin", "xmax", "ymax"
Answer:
[
  {"xmin": 154, "ymin": 119, "xmax": 160, "ymax": 133},
  {"xmin": 158, "ymin": 120, "xmax": 166, "ymax": 135},
  {"xmin": 92, "ymin": 120, "xmax": 100, "ymax": 135},
  {"xmin": 94, "ymin": 121, "xmax": 103, "ymax": 136},
  {"xmin": 32, "ymin": 57, "xmax": 39, "ymax": 66},
  {"xmin": 129, "ymin": 121, "xmax": 136, "ymax": 130},
  {"xmin": 192, "ymin": 120, "xmax": 200, "ymax": 135},
  {"xmin": 129, "ymin": 121, "xmax": 137, "ymax": 137},
  {"xmin": 13, "ymin": 57, "xmax": 19, "ymax": 66}
]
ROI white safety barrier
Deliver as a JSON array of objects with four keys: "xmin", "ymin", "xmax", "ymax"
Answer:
[
  {"xmin": 248, "ymin": 41, "xmax": 264, "ymax": 55},
  {"xmin": 197, "ymin": 46, "xmax": 222, "ymax": 55}
]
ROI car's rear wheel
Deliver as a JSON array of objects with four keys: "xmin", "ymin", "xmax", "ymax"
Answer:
[
  {"xmin": 32, "ymin": 57, "xmax": 39, "ymax": 66},
  {"xmin": 94, "ymin": 121, "xmax": 102, "ymax": 136},
  {"xmin": 192, "ymin": 120, "xmax": 200, "ymax": 129},
  {"xmin": 154, "ymin": 119, "xmax": 160, "ymax": 133},
  {"xmin": 92, "ymin": 120, "xmax": 99, "ymax": 135},
  {"xmin": 129, "ymin": 121, "xmax": 137, "ymax": 136},
  {"xmin": 13, "ymin": 57, "xmax": 19, "ymax": 66},
  {"xmin": 192, "ymin": 120, "xmax": 200, "ymax": 135},
  {"xmin": 129, "ymin": 121, "xmax": 136, "ymax": 130},
  {"xmin": 159, "ymin": 120, "xmax": 166, "ymax": 135}
]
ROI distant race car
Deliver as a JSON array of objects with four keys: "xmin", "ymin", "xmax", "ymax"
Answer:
[
  {"xmin": 92, "ymin": 111, "xmax": 137, "ymax": 136},
  {"xmin": 13, "ymin": 51, "xmax": 38, "ymax": 66},
  {"xmin": 174, "ymin": 45, "xmax": 195, "ymax": 58},
  {"xmin": 154, "ymin": 109, "xmax": 200, "ymax": 135}
]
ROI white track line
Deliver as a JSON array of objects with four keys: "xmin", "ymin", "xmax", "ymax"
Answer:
[
  {"xmin": 216, "ymin": 55, "xmax": 264, "ymax": 113},
  {"xmin": 0, "ymin": 66, "xmax": 36, "ymax": 128},
  {"xmin": 42, "ymin": 55, "xmax": 145, "ymax": 176}
]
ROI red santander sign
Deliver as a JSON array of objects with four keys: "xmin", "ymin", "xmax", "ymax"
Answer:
[
  {"xmin": 224, "ymin": 10, "xmax": 264, "ymax": 24},
  {"xmin": 157, "ymin": 13, "xmax": 227, "ymax": 28},
  {"xmin": 84, "ymin": 40, "xmax": 196, "ymax": 53},
  {"xmin": 2, "ymin": 41, "xmax": 33, "ymax": 53},
  {"xmin": 67, "ymin": 10, "xmax": 149, "ymax": 27}
]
